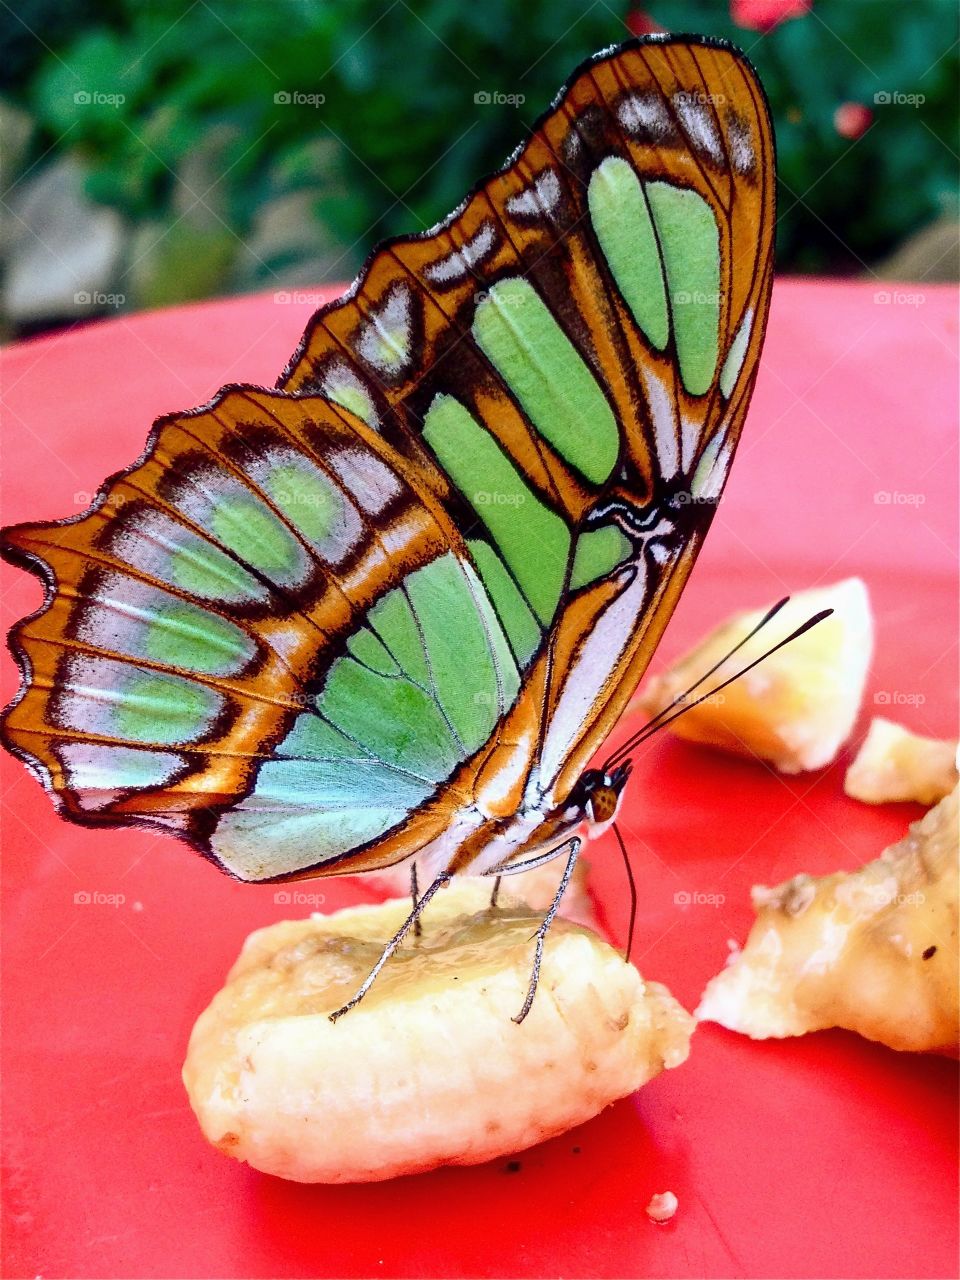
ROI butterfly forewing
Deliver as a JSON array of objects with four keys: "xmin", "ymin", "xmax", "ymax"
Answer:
[
  {"xmin": 2, "ymin": 35, "xmax": 774, "ymax": 880},
  {"xmin": 280, "ymin": 35, "xmax": 775, "ymax": 800}
]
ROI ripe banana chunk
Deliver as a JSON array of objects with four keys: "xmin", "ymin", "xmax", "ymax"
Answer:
[
  {"xmin": 183, "ymin": 883, "xmax": 694, "ymax": 1183},
  {"xmin": 697, "ymin": 785, "xmax": 959, "ymax": 1054},
  {"xmin": 637, "ymin": 579, "xmax": 873, "ymax": 773},
  {"xmin": 844, "ymin": 717, "xmax": 958, "ymax": 806}
]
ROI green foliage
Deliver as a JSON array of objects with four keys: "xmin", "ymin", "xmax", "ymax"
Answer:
[
  {"xmin": 3, "ymin": 0, "xmax": 957, "ymax": 311},
  {"xmin": 651, "ymin": 0, "xmax": 958, "ymax": 270}
]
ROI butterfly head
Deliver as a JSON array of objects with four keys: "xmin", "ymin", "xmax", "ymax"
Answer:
[{"xmin": 569, "ymin": 761, "xmax": 632, "ymax": 833}]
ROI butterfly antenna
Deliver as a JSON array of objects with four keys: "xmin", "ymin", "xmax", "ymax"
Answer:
[
  {"xmin": 604, "ymin": 605, "xmax": 834, "ymax": 770},
  {"xmin": 626, "ymin": 595, "xmax": 791, "ymax": 741},
  {"xmin": 604, "ymin": 595, "xmax": 791, "ymax": 768},
  {"xmin": 611, "ymin": 820, "xmax": 637, "ymax": 965}
]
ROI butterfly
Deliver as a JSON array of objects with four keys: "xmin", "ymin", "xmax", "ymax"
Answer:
[{"xmin": 2, "ymin": 34, "xmax": 775, "ymax": 1021}]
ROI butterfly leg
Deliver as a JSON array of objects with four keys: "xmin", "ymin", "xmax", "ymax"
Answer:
[
  {"xmin": 489, "ymin": 875, "xmax": 502, "ymax": 909},
  {"xmin": 510, "ymin": 836, "xmax": 582, "ymax": 1026},
  {"xmin": 410, "ymin": 861, "xmax": 422, "ymax": 939},
  {"xmin": 328, "ymin": 871, "xmax": 451, "ymax": 1023},
  {"xmin": 482, "ymin": 837, "xmax": 577, "ymax": 912}
]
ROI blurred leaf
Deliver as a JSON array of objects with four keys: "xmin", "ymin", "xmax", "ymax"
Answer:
[{"xmin": 128, "ymin": 219, "xmax": 236, "ymax": 309}]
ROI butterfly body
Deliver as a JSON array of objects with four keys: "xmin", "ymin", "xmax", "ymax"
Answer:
[
  {"xmin": 2, "ymin": 36, "xmax": 775, "ymax": 910},
  {"xmin": 398, "ymin": 759, "xmax": 630, "ymax": 883}
]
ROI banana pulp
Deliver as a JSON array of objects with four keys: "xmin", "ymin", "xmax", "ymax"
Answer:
[
  {"xmin": 697, "ymin": 785, "xmax": 959, "ymax": 1054},
  {"xmin": 183, "ymin": 882, "xmax": 694, "ymax": 1182}
]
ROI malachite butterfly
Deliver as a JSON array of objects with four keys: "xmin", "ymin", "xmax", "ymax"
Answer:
[{"xmin": 2, "ymin": 36, "xmax": 775, "ymax": 1006}]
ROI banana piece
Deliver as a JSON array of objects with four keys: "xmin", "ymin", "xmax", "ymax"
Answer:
[
  {"xmin": 637, "ymin": 579, "xmax": 873, "ymax": 773},
  {"xmin": 697, "ymin": 785, "xmax": 959, "ymax": 1053},
  {"xmin": 844, "ymin": 717, "xmax": 958, "ymax": 805},
  {"xmin": 183, "ymin": 882, "xmax": 694, "ymax": 1182}
]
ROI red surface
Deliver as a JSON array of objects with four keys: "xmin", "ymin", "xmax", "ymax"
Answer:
[{"xmin": 1, "ymin": 280, "xmax": 957, "ymax": 1280}]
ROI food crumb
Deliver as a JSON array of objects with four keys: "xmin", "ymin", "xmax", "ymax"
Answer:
[{"xmin": 646, "ymin": 1191, "xmax": 678, "ymax": 1223}]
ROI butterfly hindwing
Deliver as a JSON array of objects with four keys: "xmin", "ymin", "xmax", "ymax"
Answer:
[
  {"xmin": 3, "ymin": 390, "xmax": 518, "ymax": 876},
  {"xmin": 3, "ymin": 35, "xmax": 775, "ymax": 880}
]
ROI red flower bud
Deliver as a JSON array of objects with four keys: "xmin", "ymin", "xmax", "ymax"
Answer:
[
  {"xmin": 731, "ymin": 0, "xmax": 811, "ymax": 33},
  {"xmin": 626, "ymin": 10, "xmax": 663, "ymax": 36},
  {"xmin": 833, "ymin": 102, "xmax": 873, "ymax": 139}
]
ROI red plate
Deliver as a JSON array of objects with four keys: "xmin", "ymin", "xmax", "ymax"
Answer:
[{"xmin": 2, "ymin": 280, "xmax": 957, "ymax": 1279}]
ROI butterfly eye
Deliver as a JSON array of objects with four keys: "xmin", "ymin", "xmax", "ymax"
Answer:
[{"xmin": 588, "ymin": 786, "xmax": 619, "ymax": 826}]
